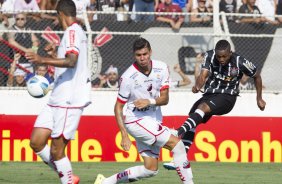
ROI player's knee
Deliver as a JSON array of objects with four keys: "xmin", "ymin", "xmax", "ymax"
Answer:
[
  {"xmin": 143, "ymin": 167, "xmax": 158, "ymax": 178},
  {"xmin": 29, "ymin": 140, "xmax": 44, "ymax": 152},
  {"xmin": 198, "ymin": 103, "xmax": 211, "ymax": 113},
  {"xmin": 29, "ymin": 141, "xmax": 37, "ymax": 151}
]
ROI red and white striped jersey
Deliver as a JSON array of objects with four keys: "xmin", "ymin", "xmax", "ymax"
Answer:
[{"xmin": 117, "ymin": 60, "xmax": 170, "ymax": 123}]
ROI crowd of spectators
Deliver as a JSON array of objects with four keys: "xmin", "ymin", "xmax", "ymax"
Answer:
[
  {"xmin": 0, "ymin": 0, "xmax": 281, "ymax": 89},
  {"xmin": 2, "ymin": 0, "xmax": 281, "ymax": 30}
]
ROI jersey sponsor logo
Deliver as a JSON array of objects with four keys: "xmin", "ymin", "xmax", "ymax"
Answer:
[
  {"xmin": 144, "ymin": 79, "xmax": 153, "ymax": 83},
  {"xmin": 230, "ymin": 67, "xmax": 239, "ymax": 76},
  {"xmin": 214, "ymin": 72, "xmax": 236, "ymax": 82},
  {"xmin": 69, "ymin": 30, "xmax": 75, "ymax": 47},
  {"xmin": 153, "ymin": 67, "xmax": 162, "ymax": 73},
  {"xmin": 132, "ymin": 106, "xmax": 150, "ymax": 112}
]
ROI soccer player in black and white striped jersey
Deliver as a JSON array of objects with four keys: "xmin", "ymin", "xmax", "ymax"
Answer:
[{"xmin": 163, "ymin": 39, "xmax": 266, "ymax": 170}]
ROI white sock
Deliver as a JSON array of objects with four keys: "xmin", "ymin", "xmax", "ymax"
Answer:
[
  {"xmin": 103, "ymin": 165, "xmax": 158, "ymax": 184},
  {"xmin": 54, "ymin": 157, "xmax": 73, "ymax": 184},
  {"xmin": 36, "ymin": 145, "xmax": 57, "ymax": 172},
  {"xmin": 172, "ymin": 141, "xmax": 193, "ymax": 184},
  {"xmin": 195, "ymin": 109, "xmax": 205, "ymax": 118}
]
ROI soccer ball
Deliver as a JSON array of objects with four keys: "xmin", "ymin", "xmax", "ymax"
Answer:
[{"xmin": 27, "ymin": 75, "xmax": 50, "ymax": 98}]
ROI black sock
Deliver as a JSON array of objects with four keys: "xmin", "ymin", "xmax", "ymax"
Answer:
[
  {"xmin": 182, "ymin": 130, "xmax": 196, "ymax": 153},
  {"xmin": 177, "ymin": 113, "xmax": 203, "ymax": 136}
]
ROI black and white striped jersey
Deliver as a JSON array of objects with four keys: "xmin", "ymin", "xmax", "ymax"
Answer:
[{"xmin": 201, "ymin": 50, "xmax": 257, "ymax": 95}]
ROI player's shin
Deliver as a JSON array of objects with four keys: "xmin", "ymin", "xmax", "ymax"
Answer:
[
  {"xmin": 36, "ymin": 144, "xmax": 57, "ymax": 172},
  {"xmin": 103, "ymin": 165, "xmax": 158, "ymax": 183},
  {"xmin": 172, "ymin": 141, "xmax": 193, "ymax": 184},
  {"xmin": 182, "ymin": 129, "xmax": 196, "ymax": 153},
  {"xmin": 177, "ymin": 110, "xmax": 204, "ymax": 136}
]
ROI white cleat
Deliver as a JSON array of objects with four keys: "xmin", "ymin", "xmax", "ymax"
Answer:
[
  {"xmin": 94, "ymin": 174, "xmax": 105, "ymax": 184},
  {"xmin": 163, "ymin": 161, "xmax": 176, "ymax": 170}
]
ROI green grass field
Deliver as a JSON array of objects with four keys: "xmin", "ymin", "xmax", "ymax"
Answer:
[{"xmin": 0, "ymin": 162, "xmax": 281, "ymax": 184}]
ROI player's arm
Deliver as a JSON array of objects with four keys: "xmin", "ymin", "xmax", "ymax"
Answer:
[
  {"xmin": 193, "ymin": 68, "xmax": 209, "ymax": 93},
  {"xmin": 193, "ymin": 52, "xmax": 209, "ymax": 93},
  {"xmin": 25, "ymin": 52, "xmax": 78, "ymax": 68},
  {"xmin": 133, "ymin": 88, "xmax": 169, "ymax": 109},
  {"xmin": 253, "ymin": 72, "xmax": 266, "ymax": 111},
  {"xmin": 240, "ymin": 57, "xmax": 266, "ymax": 111},
  {"xmin": 114, "ymin": 100, "xmax": 132, "ymax": 151},
  {"xmin": 134, "ymin": 64, "xmax": 170, "ymax": 109}
]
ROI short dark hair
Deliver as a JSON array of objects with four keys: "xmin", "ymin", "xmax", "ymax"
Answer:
[
  {"xmin": 56, "ymin": 0, "xmax": 76, "ymax": 17},
  {"xmin": 215, "ymin": 40, "xmax": 231, "ymax": 52},
  {"xmin": 133, "ymin": 37, "xmax": 151, "ymax": 52}
]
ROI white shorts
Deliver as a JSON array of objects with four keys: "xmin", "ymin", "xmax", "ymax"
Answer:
[
  {"xmin": 34, "ymin": 105, "xmax": 83, "ymax": 140},
  {"xmin": 125, "ymin": 117, "xmax": 171, "ymax": 158}
]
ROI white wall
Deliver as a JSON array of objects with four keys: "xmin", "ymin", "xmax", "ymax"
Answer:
[{"xmin": 0, "ymin": 89, "xmax": 281, "ymax": 117}]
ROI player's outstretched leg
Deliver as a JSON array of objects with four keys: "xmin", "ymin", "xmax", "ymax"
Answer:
[
  {"xmin": 177, "ymin": 109, "xmax": 204, "ymax": 136},
  {"xmin": 163, "ymin": 129, "xmax": 196, "ymax": 170},
  {"xmin": 95, "ymin": 165, "xmax": 158, "ymax": 184},
  {"xmin": 181, "ymin": 128, "xmax": 196, "ymax": 153}
]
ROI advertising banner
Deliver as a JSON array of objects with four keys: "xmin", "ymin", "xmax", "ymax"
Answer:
[{"xmin": 1, "ymin": 115, "xmax": 281, "ymax": 163}]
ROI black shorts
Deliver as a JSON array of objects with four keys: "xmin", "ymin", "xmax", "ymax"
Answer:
[{"xmin": 189, "ymin": 93, "xmax": 237, "ymax": 123}]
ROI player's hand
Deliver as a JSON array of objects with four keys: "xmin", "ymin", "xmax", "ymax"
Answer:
[
  {"xmin": 121, "ymin": 136, "xmax": 131, "ymax": 151},
  {"xmin": 25, "ymin": 52, "xmax": 42, "ymax": 64},
  {"xmin": 133, "ymin": 99, "xmax": 150, "ymax": 109},
  {"xmin": 257, "ymin": 98, "xmax": 266, "ymax": 111},
  {"xmin": 45, "ymin": 42, "xmax": 56, "ymax": 57},
  {"xmin": 192, "ymin": 86, "xmax": 199, "ymax": 93}
]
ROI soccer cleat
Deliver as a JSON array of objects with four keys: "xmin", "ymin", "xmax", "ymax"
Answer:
[
  {"xmin": 163, "ymin": 161, "xmax": 176, "ymax": 170},
  {"xmin": 73, "ymin": 174, "xmax": 80, "ymax": 184},
  {"xmin": 94, "ymin": 174, "xmax": 105, "ymax": 184}
]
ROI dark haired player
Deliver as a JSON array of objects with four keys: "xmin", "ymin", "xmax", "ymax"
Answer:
[
  {"xmin": 94, "ymin": 37, "xmax": 194, "ymax": 184},
  {"xmin": 26, "ymin": 0, "xmax": 91, "ymax": 183},
  {"xmin": 163, "ymin": 39, "xmax": 266, "ymax": 170}
]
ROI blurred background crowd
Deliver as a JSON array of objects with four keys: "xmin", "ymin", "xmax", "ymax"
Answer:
[{"xmin": 0, "ymin": 0, "xmax": 281, "ymax": 90}]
